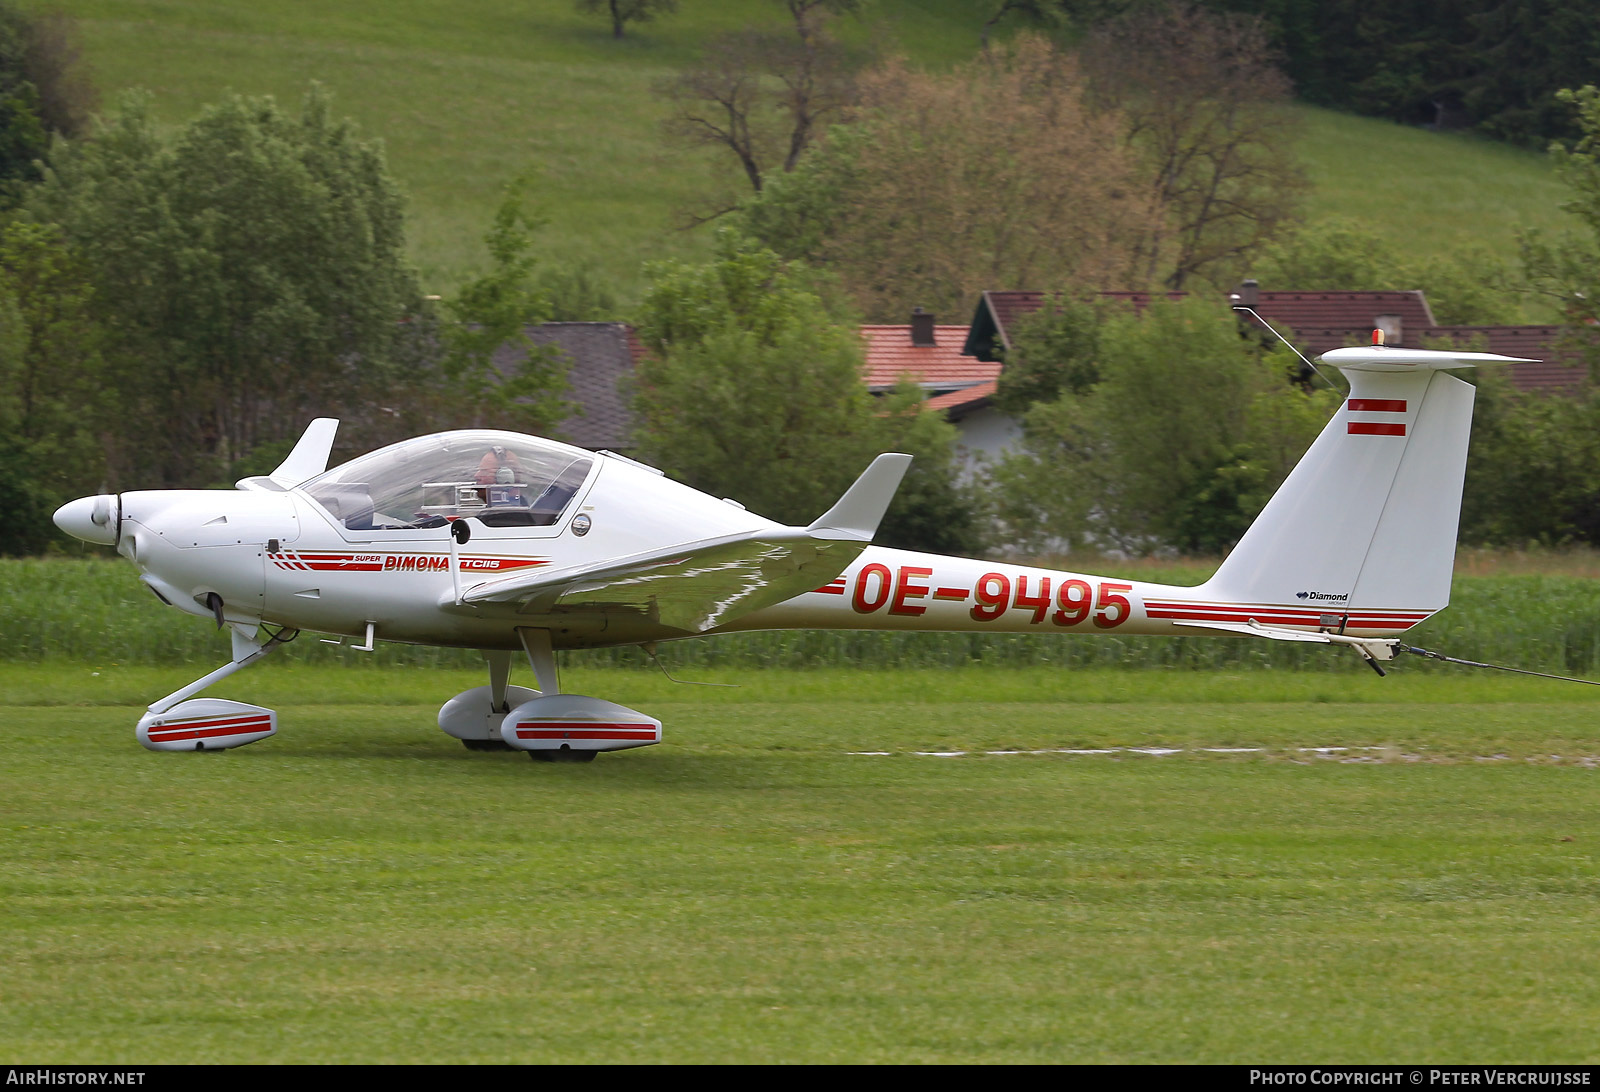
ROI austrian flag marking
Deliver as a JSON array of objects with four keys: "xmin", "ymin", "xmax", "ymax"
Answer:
[{"xmin": 1346, "ymin": 397, "xmax": 1408, "ymax": 437}]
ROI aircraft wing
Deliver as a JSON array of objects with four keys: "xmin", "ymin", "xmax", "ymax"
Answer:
[
  {"xmin": 452, "ymin": 528, "xmax": 865, "ymax": 634},
  {"xmin": 449, "ymin": 452, "xmax": 910, "ymax": 637}
]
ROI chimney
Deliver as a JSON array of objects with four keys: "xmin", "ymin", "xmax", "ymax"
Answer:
[
  {"xmin": 1375, "ymin": 313, "xmax": 1403, "ymax": 345},
  {"xmin": 910, "ymin": 306, "xmax": 936, "ymax": 347},
  {"xmin": 1235, "ymin": 279, "xmax": 1259, "ymax": 309}
]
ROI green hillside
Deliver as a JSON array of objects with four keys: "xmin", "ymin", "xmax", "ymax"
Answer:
[{"xmin": 55, "ymin": 0, "xmax": 1578, "ymax": 303}]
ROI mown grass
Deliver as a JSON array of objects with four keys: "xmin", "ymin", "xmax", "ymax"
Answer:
[
  {"xmin": 2, "ymin": 675, "xmax": 1598, "ymax": 1062},
  {"xmin": 55, "ymin": 1, "xmax": 1574, "ymax": 300}
]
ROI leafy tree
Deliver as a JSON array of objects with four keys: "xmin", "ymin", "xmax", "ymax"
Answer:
[
  {"xmin": 990, "ymin": 297, "xmax": 1335, "ymax": 554},
  {"xmin": 0, "ymin": 1, "xmax": 94, "ymax": 205},
  {"xmin": 437, "ymin": 178, "xmax": 569, "ymax": 434},
  {"xmin": 992, "ymin": 293, "xmax": 1107, "ymax": 415},
  {"xmin": 1522, "ymin": 86, "xmax": 1600, "ymax": 370},
  {"xmin": 575, "ymin": 0, "xmax": 678, "ymax": 40},
  {"xmin": 737, "ymin": 36, "xmax": 1151, "ymax": 321},
  {"xmin": 1204, "ymin": 0, "xmax": 1600, "ymax": 147},
  {"xmin": 0, "ymin": 219, "xmax": 106, "ymax": 553},
  {"xmin": 1460, "ymin": 370, "xmax": 1600, "ymax": 545},
  {"xmin": 24, "ymin": 87, "xmax": 422, "ymax": 487},
  {"xmin": 631, "ymin": 231, "xmax": 983, "ymax": 551}
]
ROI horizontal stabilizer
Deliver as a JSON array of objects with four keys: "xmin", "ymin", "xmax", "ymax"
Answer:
[
  {"xmin": 269, "ymin": 418, "xmax": 340, "ymax": 489},
  {"xmin": 1321, "ymin": 346, "xmax": 1536, "ymax": 372},
  {"xmin": 808, "ymin": 453, "xmax": 912, "ymax": 541},
  {"xmin": 1174, "ymin": 620, "xmax": 1398, "ymax": 660}
]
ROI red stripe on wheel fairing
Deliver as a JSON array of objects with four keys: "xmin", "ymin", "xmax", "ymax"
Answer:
[
  {"xmin": 1348, "ymin": 422, "xmax": 1407, "ymax": 436},
  {"xmin": 1347, "ymin": 398, "xmax": 1407, "ymax": 412},
  {"xmin": 147, "ymin": 716, "xmax": 272, "ymax": 742},
  {"xmin": 513, "ymin": 722, "xmax": 657, "ymax": 741}
]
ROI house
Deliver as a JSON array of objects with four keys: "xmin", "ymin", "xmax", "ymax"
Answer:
[{"xmin": 861, "ymin": 308, "xmax": 1018, "ymax": 472}]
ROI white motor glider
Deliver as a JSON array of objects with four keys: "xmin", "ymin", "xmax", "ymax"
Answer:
[{"xmin": 54, "ymin": 343, "xmax": 1529, "ymax": 760}]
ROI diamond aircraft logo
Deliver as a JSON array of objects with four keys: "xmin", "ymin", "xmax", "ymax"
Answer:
[{"xmin": 1296, "ymin": 590, "xmax": 1349, "ymax": 602}]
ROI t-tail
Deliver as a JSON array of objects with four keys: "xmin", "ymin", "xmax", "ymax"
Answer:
[{"xmin": 1198, "ymin": 344, "xmax": 1530, "ymax": 635}]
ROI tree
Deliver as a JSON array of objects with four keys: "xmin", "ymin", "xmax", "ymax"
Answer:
[
  {"xmin": 1522, "ymin": 86, "xmax": 1600, "ymax": 372},
  {"xmin": 1460, "ymin": 370, "xmax": 1600, "ymax": 545},
  {"xmin": 575, "ymin": 0, "xmax": 678, "ymax": 40},
  {"xmin": 0, "ymin": 1, "xmax": 94, "ymax": 206},
  {"xmin": 991, "ymin": 293, "xmax": 1107, "ymax": 415},
  {"xmin": 631, "ymin": 231, "xmax": 983, "ymax": 551},
  {"xmin": 25, "ymin": 87, "xmax": 422, "ymax": 487},
  {"xmin": 0, "ymin": 219, "xmax": 107, "ymax": 553},
  {"xmin": 738, "ymin": 36, "xmax": 1152, "ymax": 321},
  {"xmin": 436, "ymin": 178, "xmax": 569, "ymax": 434},
  {"xmin": 1083, "ymin": 3, "xmax": 1306, "ymax": 290},
  {"xmin": 989, "ymin": 297, "xmax": 1335, "ymax": 554},
  {"xmin": 659, "ymin": 0, "xmax": 861, "ymax": 213}
]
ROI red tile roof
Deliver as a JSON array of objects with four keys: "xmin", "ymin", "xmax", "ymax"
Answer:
[
  {"xmin": 861, "ymin": 324, "xmax": 998, "ymax": 391},
  {"xmin": 923, "ymin": 379, "xmax": 997, "ymax": 418}
]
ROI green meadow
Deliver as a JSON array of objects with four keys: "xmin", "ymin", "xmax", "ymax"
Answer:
[
  {"xmin": 2, "ymin": 667, "xmax": 1598, "ymax": 1063},
  {"xmin": 54, "ymin": 0, "xmax": 1578, "ymax": 300}
]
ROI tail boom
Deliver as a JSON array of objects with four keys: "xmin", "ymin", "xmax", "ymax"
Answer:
[{"xmin": 721, "ymin": 546, "xmax": 1436, "ymax": 639}]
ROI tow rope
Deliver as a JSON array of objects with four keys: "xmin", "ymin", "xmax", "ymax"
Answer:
[{"xmin": 1398, "ymin": 644, "xmax": 1600, "ymax": 687}]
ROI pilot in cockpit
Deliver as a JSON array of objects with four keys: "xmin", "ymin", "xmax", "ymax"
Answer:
[{"xmin": 474, "ymin": 446, "xmax": 527, "ymax": 507}]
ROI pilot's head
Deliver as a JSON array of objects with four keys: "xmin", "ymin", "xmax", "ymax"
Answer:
[{"xmin": 475, "ymin": 446, "xmax": 509, "ymax": 485}]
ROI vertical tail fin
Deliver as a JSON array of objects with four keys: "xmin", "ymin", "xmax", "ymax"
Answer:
[{"xmin": 1201, "ymin": 346, "xmax": 1531, "ymax": 624}]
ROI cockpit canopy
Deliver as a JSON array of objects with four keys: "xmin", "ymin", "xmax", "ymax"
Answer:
[{"xmin": 303, "ymin": 431, "xmax": 594, "ymax": 532}]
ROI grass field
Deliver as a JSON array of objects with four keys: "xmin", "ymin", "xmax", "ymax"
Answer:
[
  {"xmin": 52, "ymin": 0, "xmax": 1578, "ymax": 301},
  {"xmin": 2, "ymin": 666, "xmax": 1598, "ymax": 1062}
]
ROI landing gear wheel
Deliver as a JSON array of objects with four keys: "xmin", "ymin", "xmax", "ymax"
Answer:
[
  {"xmin": 462, "ymin": 738, "xmax": 514, "ymax": 752},
  {"xmin": 528, "ymin": 747, "xmax": 596, "ymax": 763}
]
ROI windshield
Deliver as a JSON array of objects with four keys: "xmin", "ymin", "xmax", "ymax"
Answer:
[{"xmin": 304, "ymin": 431, "xmax": 594, "ymax": 531}]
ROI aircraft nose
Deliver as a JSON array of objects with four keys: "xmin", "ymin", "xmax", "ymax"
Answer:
[{"xmin": 53, "ymin": 494, "xmax": 119, "ymax": 545}]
